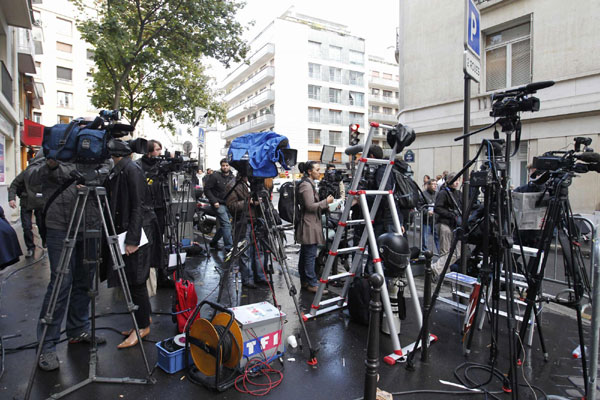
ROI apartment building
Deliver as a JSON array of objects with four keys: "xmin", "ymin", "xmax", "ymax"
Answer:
[
  {"xmin": 0, "ymin": 0, "xmax": 41, "ymax": 214},
  {"xmin": 220, "ymin": 8, "xmax": 368, "ymax": 165},
  {"xmin": 368, "ymin": 55, "xmax": 400, "ymax": 151},
  {"xmin": 31, "ymin": 0, "xmax": 98, "ymax": 128},
  {"xmin": 397, "ymin": 0, "xmax": 600, "ymax": 212}
]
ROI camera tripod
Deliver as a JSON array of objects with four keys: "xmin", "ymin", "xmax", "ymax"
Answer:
[
  {"xmin": 24, "ymin": 186, "xmax": 153, "ymax": 400},
  {"xmin": 508, "ymin": 171, "xmax": 592, "ymax": 398},
  {"xmin": 406, "ymin": 136, "xmax": 523, "ymax": 398}
]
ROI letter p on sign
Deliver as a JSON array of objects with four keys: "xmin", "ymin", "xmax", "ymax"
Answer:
[{"xmin": 465, "ymin": 0, "xmax": 481, "ymax": 58}]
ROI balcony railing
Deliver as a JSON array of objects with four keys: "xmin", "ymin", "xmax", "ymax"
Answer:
[
  {"xmin": 369, "ymin": 95, "xmax": 398, "ymax": 106},
  {"xmin": 227, "ymin": 89, "xmax": 275, "ymax": 120},
  {"xmin": 16, "ymin": 28, "xmax": 36, "ymax": 74},
  {"xmin": 221, "ymin": 43, "xmax": 275, "ymax": 88},
  {"xmin": 369, "ymin": 111, "xmax": 397, "ymax": 123},
  {"xmin": 1, "ymin": 61, "xmax": 12, "ymax": 105},
  {"xmin": 368, "ymin": 76, "xmax": 399, "ymax": 89},
  {"xmin": 223, "ymin": 67, "xmax": 275, "ymax": 103},
  {"xmin": 222, "ymin": 113, "xmax": 275, "ymax": 140}
]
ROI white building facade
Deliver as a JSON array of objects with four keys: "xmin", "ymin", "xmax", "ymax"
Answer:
[
  {"xmin": 397, "ymin": 0, "xmax": 600, "ymax": 212},
  {"xmin": 220, "ymin": 9, "xmax": 368, "ymax": 166},
  {"xmin": 367, "ymin": 55, "xmax": 400, "ymax": 152}
]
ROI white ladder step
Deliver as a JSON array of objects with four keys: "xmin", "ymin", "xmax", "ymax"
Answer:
[
  {"xmin": 323, "ymin": 272, "xmax": 355, "ymax": 282},
  {"xmin": 338, "ymin": 219, "xmax": 365, "ymax": 226},
  {"xmin": 358, "ymin": 157, "xmax": 393, "ymax": 165},
  {"xmin": 348, "ymin": 190, "xmax": 393, "ymax": 196},
  {"xmin": 331, "ymin": 246, "xmax": 364, "ymax": 255}
]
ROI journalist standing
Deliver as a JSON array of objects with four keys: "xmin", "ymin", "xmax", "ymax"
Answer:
[
  {"xmin": 422, "ymin": 179, "xmax": 439, "ymax": 253},
  {"xmin": 432, "ymin": 173, "xmax": 462, "ymax": 278},
  {"xmin": 296, "ymin": 162, "xmax": 333, "ymax": 293},
  {"xmin": 225, "ymin": 176, "xmax": 269, "ymax": 288},
  {"xmin": 204, "ymin": 159, "xmax": 235, "ymax": 251},
  {"xmin": 30, "ymin": 158, "xmax": 105, "ymax": 371},
  {"xmin": 105, "ymin": 141, "xmax": 153, "ymax": 349},
  {"xmin": 8, "ymin": 152, "xmax": 45, "ymax": 257}
]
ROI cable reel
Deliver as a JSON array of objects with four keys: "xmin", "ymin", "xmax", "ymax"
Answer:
[{"xmin": 185, "ymin": 301, "xmax": 243, "ymax": 391}]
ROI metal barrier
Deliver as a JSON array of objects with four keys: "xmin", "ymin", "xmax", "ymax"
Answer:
[{"xmin": 407, "ymin": 205, "xmax": 438, "ymax": 256}]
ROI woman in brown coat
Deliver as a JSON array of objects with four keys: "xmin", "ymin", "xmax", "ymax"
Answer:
[{"xmin": 296, "ymin": 162, "xmax": 333, "ymax": 292}]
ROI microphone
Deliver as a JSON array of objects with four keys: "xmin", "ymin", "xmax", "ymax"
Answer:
[
  {"xmin": 345, "ymin": 144, "xmax": 364, "ymax": 156},
  {"xmin": 524, "ymin": 80, "xmax": 555, "ymax": 93},
  {"xmin": 577, "ymin": 152, "xmax": 600, "ymax": 163}
]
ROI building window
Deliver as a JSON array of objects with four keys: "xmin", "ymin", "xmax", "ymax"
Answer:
[
  {"xmin": 371, "ymin": 88, "xmax": 380, "ymax": 96},
  {"xmin": 57, "ymin": 115, "xmax": 72, "ymax": 124},
  {"xmin": 56, "ymin": 41, "xmax": 72, "ymax": 54},
  {"xmin": 56, "ymin": 66, "xmax": 72, "ymax": 81},
  {"xmin": 383, "ymin": 107, "xmax": 393, "ymax": 115},
  {"xmin": 349, "ymin": 50, "xmax": 364, "ymax": 65},
  {"xmin": 485, "ymin": 22, "xmax": 531, "ymax": 91},
  {"xmin": 329, "ymin": 109, "xmax": 342, "ymax": 125},
  {"xmin": 371, "ymin": 71, "xmax": 380, "ymax": 78},
  {"xmin": 328, "ymin": 130, "xmax": 342, "ymax": 146},
  {"xmin": 329, "ymin": 67, "xmax": 341, "ymax": 83},
  {"xmin": 308, "ymin": 85, "xmax": 321, "ymax": 100},
  {"xmin": 349, "ymin": 112, "xmax": 363, "ymax": 124},
  {"xmin": 32, "ymin": 10, "xmax": 42, "ymax": 24},
  {"xmin": 33, "ymin": 112, "xmax": 42, "ymax": 123},
  {"xmin": 308, "ymin": 107, "xmax": 321, "ymax": 123},
  {"xmin": 329, "ymin": 88, "xmax": 341, "ymax": 104},
  {"xmin": 308, "ymin": 63, "xmax": 321, "ymax": 79},
  {"xmin": 308, "ymin": 41, "xmax": 321, "ymax": 57},
  {"xmin": 35, "ymin": 61, "xmax": 41, "ymax": 74},
  {"xmin": 308, "ymin": 129, "xmax": 321, "ymax": 144},
  {"xmin": 371, "ymin": 105, "xmax": 380, "ymax": 114},
  {"xmin": 349, "ymin": 70, "xmax": 363, "ymax": 86},
  {"xmin": 56, "ymin": 17, "xmax": 72, "ymax": 36},
  {"xmin": 349, "ymin": 91, "xmax": 364, "ymax": 106},
  {"xmin": 382, "ymin": 72, "xmax": 393, "ymax": 80},
  {"xmin": 329, "ymin": 45, "xmax": 342, "ymax": 61},
  {"xmin": 383, "ymin": 90, "xmax": 393, "ymax": 98},
  {"xmin": 57, "ymin": 91, "xmax": 73, "ymax": 108},
  {"xmin": 86, "ymin": 49, "xmax": 95, "ymax": 60}
]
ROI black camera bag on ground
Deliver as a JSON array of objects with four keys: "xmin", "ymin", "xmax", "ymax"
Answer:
[{"xmin": 347, "ymin": 276, "xmax": 371, "ymax": 325}]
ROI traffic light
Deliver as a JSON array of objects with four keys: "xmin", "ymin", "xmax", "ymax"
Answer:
[{"xmin": 349, "ymin": 124, "xmax": 360, "ymax": 146}]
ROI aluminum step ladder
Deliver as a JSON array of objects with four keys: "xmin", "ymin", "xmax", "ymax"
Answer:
[{"xmin": 303, "ymin": 121, "xmax": 436, "ymax": 364}]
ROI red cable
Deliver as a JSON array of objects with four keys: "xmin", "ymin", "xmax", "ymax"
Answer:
[{"xmin": 234, "ymin": 358, "xmax": 283, "ymax": 396}]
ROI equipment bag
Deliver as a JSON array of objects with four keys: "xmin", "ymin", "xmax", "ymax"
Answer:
[
  {"xmin": 172, "ymin": 278, "xmax": 200, "ymax": 333},
  {"xmin": 42, "ymin": 120, "xmax": 82, "ymax": 161},
  {"xmin": 75, "ymin": 127, "xmax": 108, "ymax": 163},
  {"xmin": 392, "ymin": 166, "xmax": 423, "ymax": 209},
  {"xmin": 347, "ymin": 276, "xmax": 371, "ymax": 325},
  {"xmin": 278, "ymin": 181, "xmax": 296, "ymax": 224}
]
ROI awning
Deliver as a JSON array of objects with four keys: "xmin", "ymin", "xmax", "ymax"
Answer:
[{"xmin": 22, "ymin": 118, "xmax": 44, "ymax": 146}]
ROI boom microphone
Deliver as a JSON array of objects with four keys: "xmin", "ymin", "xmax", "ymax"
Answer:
[
  {"xmin": 577, "ymin": 152, "xmax": 600, "ymax": 163},
  {"xmin": 524, "ymin": 80, "xmax": 555, "ymax": 93},
  {"xmin": 345, "ymin": 144, "xmax": 364, "ymax": 156}
]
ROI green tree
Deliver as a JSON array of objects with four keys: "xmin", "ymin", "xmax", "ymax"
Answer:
[{"xmin": 72, "ymin": 0, "xmax": 249, "ymax": 129}]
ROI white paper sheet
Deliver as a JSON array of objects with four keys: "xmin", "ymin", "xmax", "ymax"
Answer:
[{"xmin": 118, "ymin": 228, "xmax": 149, "ymax": 255}]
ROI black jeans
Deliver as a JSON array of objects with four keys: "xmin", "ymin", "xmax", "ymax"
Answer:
[
  {"xmin": 21, "ymin": 208, "xmax": 42, "ymax": 250},
  {"xmin": 130, "ymin": 282, "xmax": 151, "ymax": 329}
]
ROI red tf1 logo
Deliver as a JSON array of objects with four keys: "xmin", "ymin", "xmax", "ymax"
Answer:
[{"xmin": 244, "ymin": 330, "xmax": 282, "ymax": 357}]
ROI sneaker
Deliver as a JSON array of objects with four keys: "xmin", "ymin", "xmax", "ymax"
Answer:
[
  {"xmin": 68, "ymin": 331, "xmax": 107, "ymax": 345},
  {"xmin": 38, "ymin": 352, "xmax": 59, "ymax": 371},
  {"xmin": 25, "ymin": 248, "xmax": 34, "ymax": 258}
]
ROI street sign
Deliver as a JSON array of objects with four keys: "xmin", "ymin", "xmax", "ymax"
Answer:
[
  {"xmin": 464, "ymin": 0, "xmax": 481, "ymax": 58},
  {"xmin": 463, "ymin": 50, "xmax": 481, "ymax": 83},
  {"xmin": 404, "ymin": 149, "xmax": 415, "ymax": 163},
  {"xmin": 198, "ymin": 127, "xmax": 205, "ymax": 144}
]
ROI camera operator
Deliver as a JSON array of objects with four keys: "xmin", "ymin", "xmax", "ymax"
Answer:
[
  {"xmin": 105, "ymin": 141, "xmax": 155, "ymax": 349},
  {"xmin": 225, "ymin": 176, "xmax": 269, "ymax": 289},
  {"xmin": 422, "ymin": 179, "xmax": 439, "ymax": 253},
  {"xmin": 135, "ymin": 140, "xmax": 168, "ymax": 287},
  {"xmin": 30, "ymin": 158, "xmax": 106, "ymax": 371},
  {"xmin": 431, "ymin": 172, "xmax": 462, "ymax": 279},
  {"xmin": 318, "ymin": 164, "xmax": 345, "ymax": 201},
  {"xmin": 296, "ymin": 162, "xmax": 334, "ymax": 293},
  {"xmin": 204, "ymin": 159, "xmax": 235, "ymax": 251},
  {"xmin": 8, "ymin": 151, "xmax": 45, "ymax": 257}
]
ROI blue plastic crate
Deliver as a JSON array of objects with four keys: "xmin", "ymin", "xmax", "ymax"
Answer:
[{"xmin": 156, "ymin": 339, "xmax": 190, "ymax": 374}]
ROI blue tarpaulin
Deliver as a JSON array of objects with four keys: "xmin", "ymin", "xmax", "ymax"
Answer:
[{"xmin": 227, "ymin": 131, "xmax": 291, "ymax": 178}]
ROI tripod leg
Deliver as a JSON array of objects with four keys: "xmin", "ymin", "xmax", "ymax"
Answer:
[
  {"xmin": 531, "ymin": 303, "xmax": 548, "ymax": 360},
  {"xmin": 95, "ymin": 190, "xmax": 153, "ymax": 376},
  {"xmin": 24, "ymin": 188, "xmax": 90, "ymax": 400}
]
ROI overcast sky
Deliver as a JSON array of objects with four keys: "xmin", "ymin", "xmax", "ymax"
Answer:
[{"xmin": 206, "ymin": 0, "xmax": 400, "ymax": 84}]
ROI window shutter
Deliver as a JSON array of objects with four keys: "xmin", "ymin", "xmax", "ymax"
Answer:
[
  {"xmin": 486, "ymin": 47, "xmax": 507, "ymax": 91},
  {"xmin": 511, "ymin": 39, "xmax": 531, "ymax": 87}
]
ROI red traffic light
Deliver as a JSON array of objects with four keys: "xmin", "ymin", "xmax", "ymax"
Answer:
[{"xmin": 350, "ymin": 124, "xmax": 360, "ymax": 132}]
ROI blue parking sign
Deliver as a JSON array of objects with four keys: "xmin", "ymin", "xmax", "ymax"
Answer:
[{"xmin": 465, "ymin": 0, "xmax": 481, "ymax": 58}]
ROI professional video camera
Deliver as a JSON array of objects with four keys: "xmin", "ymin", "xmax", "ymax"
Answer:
[
  {"xmin": 155, "ymin": 150, "xmax": 199, "ymax": 174},
  {"xmin": 489, "ymin": 81, "xmax": 554, "ymax": 132},
  {"xmin": 42, "ymin": 109, "xmax": 146, "ymax": 164},
  {"xmin": 318, "ymin": 168, "xmax": 344, "ymax": 199},
  {"xmin": 532, "ymin": 137, "xmax": 600, "ymax": 180}
]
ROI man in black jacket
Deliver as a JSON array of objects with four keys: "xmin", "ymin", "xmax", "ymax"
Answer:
[
  {"xmin": 30, "ymin": 159, "xmax": 105, "ymax": 371},
  {"xmin": 422, "ymin": 179, "xmax": 439, "ymax": 253},
  {"xmin": 432, "ymin": 172, "xmax": 462, "ymax": 277},
  {"xmin": 204, "ymin": 159, "xmax": 235, "ymax": 251},
  {"xmin": 8, "ymin": 153, "xmax": 45, "ymax": 257}
]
